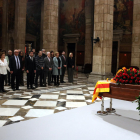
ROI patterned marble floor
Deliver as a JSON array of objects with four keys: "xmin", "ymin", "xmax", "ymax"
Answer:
[{"xmin": 0, "ymin": 72, "xmax": 101, "ymax": 127}]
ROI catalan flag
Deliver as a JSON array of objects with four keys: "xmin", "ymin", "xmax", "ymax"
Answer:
[{"xmin": 92, "ymin": 80, "xmax": 111, "ymax": 102}]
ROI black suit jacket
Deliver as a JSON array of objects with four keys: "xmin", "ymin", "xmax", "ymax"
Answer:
[
  {"xmin": 42, "ymin": 53, "xmax": 47, "ymax": 59},
  {"xmin": 61, "ymin": 55, "xmax": 67, "ymax": 66},
  {"xmin": 44, "ymin": 57, "xmax": 53, "ymax": 72},
  {"xmin": 67, "ymin": 57, "xmax": 75, "ymax": 68},
  {"xmin": 9, "ymin": 56, "xmax": 23, "ymax": 73},
  {"xmin": 25, "ymin": 57, "xmax": 36, "ymax": 72}
]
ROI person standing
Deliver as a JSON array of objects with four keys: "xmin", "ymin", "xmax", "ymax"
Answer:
[
  {"xmin": 53, "ymin": 52, "xmax": 62, "ymax": 86},
  {"xmin": 44, "ymin": 52, "xmax": 53, "ymax": 86},
  {"xmin": 50, "ymin": 51, "xmax": 54, "ymax": 83},
  {"xmin": 60, "ymin": 51, "xmax": 67, "ymax": 83},
  {"xmin": 35, "ymin": 51, "xmax": 44, "ymax": 88},
  {"xmin": 25, "ymin": 51, "xmax": 36, "ymax": 89},
  {"xmin": 42, "ymin": 49, "xmax": 47, "ymax": 85},
  {"xmin": 19, "ymin": 51, "xmax": 25, "ymax": 86},
  {"xmin": 9, "ymin": 49, "xmax": 23, "ymax": 91},
  {"xmin": 0, "ymin": 52, "xmax": 10, "ymax": 93},
  {"xmin": 67, "ymin": 53, "xmax": 75, "ymax": 83},
  {"xmin": 7, "ymin": 50, "xmax": 13, "ymax": 86},
  {"xmin": 1, "ymin": 50, "xmax": 9, "ymax": 86},
  {"xmin": 42, "ymin": 49, "xmax": 47, "ymax": 59}
]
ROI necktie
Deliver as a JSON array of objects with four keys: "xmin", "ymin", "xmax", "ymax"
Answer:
[
  {"xmin": 16, "ymin": 56, "xmax": 19, "ymax": 69},
  {"xmin": 63, "ymin": 56, "xmax": 65, "ymax": 60}
]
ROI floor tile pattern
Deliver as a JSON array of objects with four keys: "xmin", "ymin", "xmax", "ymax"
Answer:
[{"xmin": 0, "ymin": 73, "xmax": 103, "ymax": 127}]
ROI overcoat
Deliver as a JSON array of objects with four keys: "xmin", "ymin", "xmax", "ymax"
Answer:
[{"xmin": 52, "ymin": 57, "xmax": 62, "ymax": 75}]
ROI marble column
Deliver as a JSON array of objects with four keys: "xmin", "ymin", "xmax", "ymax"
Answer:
[
  {"xmin": 131, "ymin": 0, "xmax": 140, "ymax": 68},
  {"xmin": 88, "ymin": 0, "xmax": 114, "ymax": 83},
  {"xmin": 14, "ymin": 0, "xmax": 27, "ymax": 52},
  {"xmin": 43, "ymin": 0, "xmax": 59, "ymax": 52},
  {"xmin": 85, "ymin": 0, "xmax": 93, "ymax": 64},
  {"xmin": 2, "ymin": 0, "xmax": 8, "ymax": 50}
]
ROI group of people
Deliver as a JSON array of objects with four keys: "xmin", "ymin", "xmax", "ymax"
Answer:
[{"xmin": 0, "ymin": 49, "xmax": 75, "ymax": 93}]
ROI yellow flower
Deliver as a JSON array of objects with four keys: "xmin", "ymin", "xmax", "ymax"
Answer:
[{"xmin": 122, "ymin": 67, "xmax": 126, "ymax": 70}]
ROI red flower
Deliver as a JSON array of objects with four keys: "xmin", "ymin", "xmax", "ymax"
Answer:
[
  {"xmin": 134, "ymin": 69, "xmax": 137, "ymax": 73},
  {"xmin": 129, "ymin": 80, "xmax": 133, "ymax": 84},
  {"xmin": 138, "ymin": 73, "xmax": 140, "ymax": 75},
  {"xmin": 130, "ymin": 67, "xmax": 133, "ymax": 70},
  {"xmin": 137, "ymin": 77, "xmax": 139, "ymax": 80},
  {"xmin": 134, "ymin": 74, "xmax": 137, "ymax": 77},
  {"xmin": 130, "ymin": 73, "xmax": 132, "ymax": 76},
  {"xmin": 116, "ymin": 79, "xmax": 118, "ymax": 82},
  {"xmin": 125, "ymin": 80, "xmax": 128, "ymax": 83},
  {"xmin": 123, "ymin": 76, "xmax": 126, "ymax": 79},
  {"xmin": 124, "ymin": 70, "xmax": 127, "ymax": 73},
  {"xmin": 139, "ymin": 81, "xmax": 140, "ymax": 84},
  {"xmin": 131, "ymin": 76, "xmax": 134, "ymax": 80},
  {"xmin": 119, "ymin": 79, "xmax": 122, "ymax": 82},
  {"xmin": 122, "ymin": 80, "xmax": 125, "ymax": 83},
  {"xmin": 127, "ymin": 75, "xmax": 130, "ymax": 79},
  {"xmin": 135, "ymin": 80, "xmax": 138, "ymax": 83},
  {"xmin": 123, "ymin": 73, "xmax": 126, "ymax": 76}
]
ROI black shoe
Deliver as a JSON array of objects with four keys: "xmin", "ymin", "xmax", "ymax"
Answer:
[
  {"xmin": 8, "ymin": 84, "xmax": 10, "ymax": 86},
  {"xmin": 27, "ymin": 87, "xmax": 30, "ymax": 89},
  {"xmin": 63, "ymin": 81, "xmax": 66, "ymax": 83},
  {"xmin": 31, "ymin": 87, "xmax": 35, "ymax": 89},
  {"xmin": 13, "ymin": 89, "xmax": 15, "ymax": 91},
  {"xmin": 35, "ymin": 85, "xmax": 38, "ymax": 88},
  {"xmin": 51, "ymin": 81, "xmax": 53, "ymax": 83},
  {"xmin": 2, "ymin": 90, "xmax": 6, "ymax": 92},
  {"xmin": 0, "ymin": 90, "xmax": 3, "ymax": 93},
  {"xmin": 48, "ymin": 84, "xmax": 52, "ymax": 86},
  {"xmin": 16, "ymin": 89, "xmax": 20, "ymax": 90}
]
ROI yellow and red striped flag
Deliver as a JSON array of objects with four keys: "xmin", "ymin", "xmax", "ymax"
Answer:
[{"xmin": 92, "ymin": 80, "xmax": 111, "ymax": 102}]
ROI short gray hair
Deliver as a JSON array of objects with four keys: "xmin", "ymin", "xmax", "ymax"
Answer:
[
  {"xmin": 47, "ymin": 52, "xmax": 50, "ymax": 55},
  {"xmin": 14, "ymin": 49, "xmax": 18, "ymax": 52},
  {"xmin": 42, "ymin": 49, "xmax": 45, "ymax": 51}
]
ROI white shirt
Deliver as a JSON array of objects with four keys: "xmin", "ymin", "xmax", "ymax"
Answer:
[{"xmin": 0, "ymin": 59, "xmax": 10, "ymax": 75}]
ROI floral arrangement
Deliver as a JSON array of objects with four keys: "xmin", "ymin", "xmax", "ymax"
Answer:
[
  {"xmin": 112, "ymin": 67, "xmax": 140, "ymax": 85},
  {"xmin": 133, "ymin": 94, "xmax": 140, "ymax": 116}
]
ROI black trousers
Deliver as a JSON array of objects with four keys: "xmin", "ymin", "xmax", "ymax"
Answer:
[
  {"xmin": 8, "ymin": 71, "xmax": 11, "ymax": 85},
  {"xmin": 19, "ymin": 71, "xmax": 24, "ymax": 85},
  {"xmin": 44, "ymin": 70, "xmax": 52, "ymax": 85},
  {"xmin": 60, "ymin": 67, "xmax": 66, "ymax": 82},
  {"xmin": 54, "ymin": 75, "xmax": 60, "ymax": 85},
  {"xmin": 35, "ymin": 70, "xmax": 43, "ymax": 86},
  {"xmin": 51, "ymin": 71, "xmax": 54, "ymax": 82},
  {"xmin": 27, "ymin": 71, "xmax": 34, "ymax": 88},
  {"xmin": 0, "ymin": 74, "xmax": 6, "ymax": 91},
  {"xmin": 11, "ymin": 70, "xmax": 20, "ymax": 89}
]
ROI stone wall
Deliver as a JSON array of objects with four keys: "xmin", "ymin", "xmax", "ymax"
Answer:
[{"xmin": 131, "ymin": 0, "xmax": 140, "ymax": 68}]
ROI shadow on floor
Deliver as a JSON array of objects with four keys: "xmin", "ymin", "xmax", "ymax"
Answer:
[{"xmin": 98, "ymin": 109, "xmax": 140, "ymax": 136}]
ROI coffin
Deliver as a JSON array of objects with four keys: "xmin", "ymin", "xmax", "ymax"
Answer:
[{"xmin": 99, "ymin": 83, "xmax": 140, "ymax": 101}]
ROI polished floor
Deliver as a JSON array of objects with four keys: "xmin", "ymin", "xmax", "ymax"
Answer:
[{"xmin": 0, "ymin": 72, "xmax": 101, "ymax": 127}]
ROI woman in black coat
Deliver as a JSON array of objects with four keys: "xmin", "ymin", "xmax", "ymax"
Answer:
[{"xmin": 67, "ymin": 53, "xmax": 75, "ymax": 83}]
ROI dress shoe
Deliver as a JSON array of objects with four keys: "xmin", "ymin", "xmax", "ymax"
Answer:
[
  {"xmin": 35, "ymin": 85, "xmax": 38, "ymax": 88},
  {"xmin": 2, "ymin": 90, "xmax": 6, "ymax": 92},
  {"xmin": 16, "ymin": 89, "xmax": 20, "ymax": 90},
  {"xmin": 0, "ymin": 90, "xmax": 3, "ymax": 93},
  {"xmin": 31, "ymin": 87, "xmax": 35, "ymax": 89},
  {"xmin": 63, "ymin": 81, "xmax": 66, "ymax": 83},
  {"xmin": 48, "ymin": 84, "xmax": 52, "ymax": 86},
  {"xmin": 13, "ymin": 89, "xmax": 15, "ymax": 91},
  {"xmin": 27, "ymin": 87, "xmax": 30, "ymax": 89},
  {"xmin": 8, "ymin": 84, "xmax": 10, "ymax": 86}
]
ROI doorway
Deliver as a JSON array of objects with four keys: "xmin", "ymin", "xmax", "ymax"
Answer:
[
  {"xmin": 67, "ymin": 43, "xmax": 75, "ymax": 63},
  {"xmin": 111, "ymin": 41, "xmax": 118, "ymax": 75}
]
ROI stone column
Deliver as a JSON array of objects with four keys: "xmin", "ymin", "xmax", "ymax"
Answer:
[
  {"xmin": 85, "ymin": 0, "xmax": 93, "ymax": 64},
  {"xmin": 14, "ymin": 0, "xmax": 27, "ymax": 52},
  {"xmin": 43, "ymin": 0, "xmax": 59, "ymax": 52},
  {"xmin": 131, "ymin": 1, "xmax": 140, "ymax": 67},
  {"xmin": 2, "ymin": 0, "xmax": 8, "ymax": 50},
  {"xmin": 88, "ymin": 0, "xmax": 114, "ymax": 83},
  {"xmin": 40, "ymin": 1, "xmax": 44, "ymax": 50}
]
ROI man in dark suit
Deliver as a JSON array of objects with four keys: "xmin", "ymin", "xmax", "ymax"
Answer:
[
  {"xmin": 25, "ymin": 51, "xmax": 36, "ymax": 89},
  {"xmin": 44, "ymin": 52, "xmax": 53, "ymax": 86},
  {"xmin": 60, "ymin": 51, "xmax": 67, "ymax": 83},
  {"xmin": 42, "ymin": 49, "xmax": 47, "ymax": 59},
  {"xmin": 9, "ymin": 49, "xmax": 24, "ymax": 91}
]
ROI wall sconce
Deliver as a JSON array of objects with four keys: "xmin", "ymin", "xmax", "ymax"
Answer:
[{"xmin": 91, "ymin": 37, "xmax": 100, "ymax": 43}]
